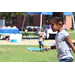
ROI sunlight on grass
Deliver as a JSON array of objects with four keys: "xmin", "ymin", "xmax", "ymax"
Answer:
[
  {"xmin": 69, "ymin": 33, "xmax": 75, "ymax": 40},
  {"xmin": 0, "ymin": 45, "xmax": 74, "ymax": 62},
  {"xmin": 0, "ymin": 45, "xmax": 58, "ymax": 62},
  {"xmin": 0, "ymin": 32, "xmax": 75, "ymax": 62}
]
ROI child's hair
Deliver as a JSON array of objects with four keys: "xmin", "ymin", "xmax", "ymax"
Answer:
[
  {"xmin": 51, "ymin": 12, "xmax": 64, "ymax": 25},
  {"xmin": 41, "ymin": 27, "xmax": 44, "ymax": 30}
]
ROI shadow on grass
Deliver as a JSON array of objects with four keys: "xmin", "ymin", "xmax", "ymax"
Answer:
[{"xmin": 22, "ymin": 37, "xmax": 55, "ymax": 40}]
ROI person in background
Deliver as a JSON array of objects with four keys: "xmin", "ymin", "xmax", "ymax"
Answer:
[
  {"xmin": 38, "ymin": 27, "xmax": 46, "ymax": 52},
  {"xmin": 46, "ymin": 20, "xmax": 50, "ymax": 29}
]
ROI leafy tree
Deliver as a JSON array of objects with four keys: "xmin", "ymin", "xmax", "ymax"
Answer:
[
  {"xmin": 0, "ymin": 12, "xmax": 25, "ymax": 19},
  {"xmin": 73, "ymin": 12, "xmax": 75, "ymax": 16}
]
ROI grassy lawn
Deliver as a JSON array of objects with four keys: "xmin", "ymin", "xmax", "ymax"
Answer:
[
  {"xmin": 66, "ymin": 30, "xmax": 74, "ymax": 32},
  {"xmin": 20, "ymin": 31, "xmax": 38, "ymax": 37},
  {"xmin": 0, "ymin": 45, "xmax": 58, "ymax": 62},
  {"xmin": 69, "ymin": 33, "xmax": 75, "ymax": 40},
  {"xmin": 0, "ymin": 31, "xmax": 75, "ymax": 62},
  {"xmin": 0, "ymin": 45, "xmax": 75, "ymax": 62}
]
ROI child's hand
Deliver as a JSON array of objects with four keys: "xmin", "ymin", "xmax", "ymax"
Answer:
[
  {"xmin": 40, "ymin": 33, "xmax": 42, "ymax": 36},
  {"xmin": 45, "ymin": 47, "xmax": 51, "ymax": 52}
]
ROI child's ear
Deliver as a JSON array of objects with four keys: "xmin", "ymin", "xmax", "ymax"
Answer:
[{"xmin": 58, "ymin": 21, "xmax": 62, "ymax": 26}]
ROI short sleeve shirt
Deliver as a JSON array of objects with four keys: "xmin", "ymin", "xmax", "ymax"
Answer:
[
  {"xmin": 38, "ymin": 31, "xmax": 46, "ymax": 41},
  {"xmin": 55, "ymin": 30, "xmax": 73, "ymax": 60}
]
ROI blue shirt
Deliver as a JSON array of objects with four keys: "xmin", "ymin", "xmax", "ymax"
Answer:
[{"xmin": 47, "ymin": 24, "xmax": 50, "ymax": 29}]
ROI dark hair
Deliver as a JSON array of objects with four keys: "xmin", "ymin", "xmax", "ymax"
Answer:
[
  {"xmin": 41, "ymin": 27, "xmax": 44, "ymax": 30},
  {"xmin": 51, "ymin": 12, "xmax": 64, "ymax": 24}
]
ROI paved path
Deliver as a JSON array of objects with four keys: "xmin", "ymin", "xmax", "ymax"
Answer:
[
  {"xmin": 0, "ymin": 39, "xmax": 75, "ymax": 45},
  {"xmin": 0, "ymin": 39, "xmax": 55, "ymax": 45}
]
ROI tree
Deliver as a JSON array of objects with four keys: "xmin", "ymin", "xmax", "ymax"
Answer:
[
  {"xmin": 0, "ymin": 12, "xmax": 25, "ymax": 26},
  {"xmin": 73, "ymin": 12, "xmax": 75, "ymax": 16},
  {"xmin": 0, "ymin": 12, "xmax": 25, "ymax": 19}
]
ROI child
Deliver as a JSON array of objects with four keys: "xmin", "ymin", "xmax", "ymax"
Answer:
[
  {"xmin": 45, "ymin": 12, "xmax": 75, "ymax": 62},
  {"xmin": 38, "ymin": 27, "xmax": 46, "ymax": 52}
]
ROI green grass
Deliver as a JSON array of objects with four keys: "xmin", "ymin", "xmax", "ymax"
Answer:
[
  {"xmin": 69, "ymin": 33, "xmax": 75, "ymax": 40},
  {"xmin": 0, "ymin": 32, "xmax": 75, "ymax": 62},
  {"xmin": 0, "ymin": 45, "xmax": 75, "ymax": 62},
  {"xmin": 21, "ymin": 31, "xmax": 38, "ymax": 37},
  {"xmin": 0, "ymin": 45, "xmax": 58, "ymax": 62},
  {"xmin": 66, "ymin": 30, "xmax": 74, "ymax": 32}
]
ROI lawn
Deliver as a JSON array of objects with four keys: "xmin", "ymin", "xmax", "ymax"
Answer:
[
  {"xmin": 0, "ymin": 32, "xmax": 75, "ymax": 62},
  {"xmin": 0, "ymin": 45, "xmax": 75, "ymax": 62},
  {"xmin": 21, "ymin": 31, "xmax": 38, "ymax": 37},
  {"xmin": 0, "ymin": 45, "xmax": 58, "ymax": 62},
  {"xmin": 69, "ymin": 33, "xmax": 75, "ymax": 40}
]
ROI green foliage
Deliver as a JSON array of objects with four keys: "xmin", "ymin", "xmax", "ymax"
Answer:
[
  {"xmin": 73, "ymin": 12, "xmax": 75, "ymax": 16},
  {"xmin": 0, "ymin": 12, "xmax": 25, "ymax": 19},
  {"xmin": 65, "ymin": 28, "xmax": 67, "ymax": 31}
]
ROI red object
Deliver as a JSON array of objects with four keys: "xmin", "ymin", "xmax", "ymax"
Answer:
[{"xmin": 6, "ymin": 38, "xmax": 9, "ymax": 40}]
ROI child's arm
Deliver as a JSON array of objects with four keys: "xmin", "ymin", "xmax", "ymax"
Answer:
[
  {"xmin": 38, "ymin": 32, "xmax": 40, "ymax": 35},
  {"xmin": 38, "ymin": 31, "xmax": 42, "ymax": 36},
  {"xmin": 45, "ymin": 46, "xmax": 56, "ymax": 52},
  {"xmin": 66, "ymin": 35, "xmax": 75, "ymax": 53}
]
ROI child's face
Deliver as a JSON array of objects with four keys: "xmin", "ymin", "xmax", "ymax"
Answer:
[
  {"xmin": 41, "ymin": 28, "xmax": 44, "ymax": 32},
  {"xmin": 50, "ymin": 20, "xmax": 61, "ymax": 32}
]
